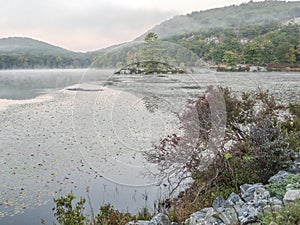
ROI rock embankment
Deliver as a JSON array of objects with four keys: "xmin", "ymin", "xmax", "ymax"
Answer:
[{"xmin": 126, "ymin": 169, "xmax": 300, "ymax": 225}]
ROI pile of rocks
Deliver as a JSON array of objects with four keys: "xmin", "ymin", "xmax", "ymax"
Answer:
[
  {"xmin": 126, "ymin": 213, "xmax": 176, "ymax": 225},
  {"xmin": 185, "ymin": 170, "xmax": 300, "ymax": 225},
  {"xmin": 126, "ymin": 170, "xmax": 300, "ymax": 225}
]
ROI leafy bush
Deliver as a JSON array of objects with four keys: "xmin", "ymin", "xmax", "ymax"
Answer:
[
  {"xmin": 53, "ymin": 193, "xmax": 86, "ymax": 225},
  {"xmin": 261, "ymin": 198, "xmax": 300, "ymax": 225},
  {"xmin": 95, "ymin": 204, "xmax": 133, "ymax": 225},
  {"xmin": 266, "ymin": 173, "xmax": 300, "ymax": 196},
  {"xmin": 52, "ymin": 194, "xmax": 153, "ymax": 225},
  {"xmin": 281, "ymin": 103, "xmax": 300, "ymax": 152}
]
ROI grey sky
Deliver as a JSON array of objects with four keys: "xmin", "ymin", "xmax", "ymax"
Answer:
[{"xmin": 0, "ymin": 0, "xmax": 297, "ymax": 52}]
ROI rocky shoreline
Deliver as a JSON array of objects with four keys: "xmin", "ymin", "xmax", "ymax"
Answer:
[
  {"xmin": 212, "ymin": 64, "xmax": 300, "ymax": 72},
  {"xmin": 126, "ymin": 154, "xmax": 300, "ymax": 225}
]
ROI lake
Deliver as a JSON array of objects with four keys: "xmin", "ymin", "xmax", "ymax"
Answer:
[{"xmin": 0, "ymin": 69, "xmax": 299, "ymax": 225}]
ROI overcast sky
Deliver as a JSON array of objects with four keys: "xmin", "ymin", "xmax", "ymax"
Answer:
[{"xmin": 0, "ymin": 0, "xmax": 296, "ymax": 52}]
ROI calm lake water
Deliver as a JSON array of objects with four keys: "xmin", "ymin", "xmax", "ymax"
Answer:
[{"xmin": 0, "ymin": 69, "xmax": 299, "ymax": 225}]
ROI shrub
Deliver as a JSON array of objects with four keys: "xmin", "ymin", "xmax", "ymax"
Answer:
[
  {"xmin": 261, "ymin": 198, "xmax": 300, "ymax": 225},
  {"xmin": 281, "ymin": 102, "xmax": 300, "ymax": 152},
  {"xmin": 95, "ymin": 204, "xmax": 133, "ymax": 225},
  {"xmin": 266, "ymin": 173, "xmax": 300, "ymax": 196},
  {"xmin": 53, "ymin": 193, "xmax": 86, "ymax": 225},
  {"xmin": 52, "ymin": 194, "xmax": 153, "ymax": 225},
  {"xmin": 247, "ymin": 118, "xmax": 292, "ymax": 183}
]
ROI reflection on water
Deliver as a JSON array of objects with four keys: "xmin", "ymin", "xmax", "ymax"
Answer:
[
  {"xmin": 0, "ymin": 69, "xmax": 85, "ymax": 100},
  {"xmin": 0, "ymin": 86, "xmax": 45, "ymax": 100},
  {"xmin": 0, "ymin": 69, "xmax": 299, "ymax": 225}
]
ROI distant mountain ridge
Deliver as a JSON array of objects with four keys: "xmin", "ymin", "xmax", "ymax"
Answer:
[
  {"xmin": 136, "ymin": 0, "xmax": 300, "ymax": 40},
  {"xmin": 0, "ymin": 37, "xmax": 76, "ymax": 55},
  {"xmin": 0, "ymin": 37, "xmax": 91, "ymax": 69}
]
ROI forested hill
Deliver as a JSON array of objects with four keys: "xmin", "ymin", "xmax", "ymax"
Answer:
[
  {"xmin": 0, "ymin": 37, "xmax": 73, "ymax": 55},
  {"xmin": 0, "ymin": 37, "xmax": 92, "ymax": 69},
  {"xmin": 94, "ymin": 0, "xmax": 300, "ymax": 69},
  {"xmin": 136, "ymin": 1, "xmax": 300, "ymax": 40}
]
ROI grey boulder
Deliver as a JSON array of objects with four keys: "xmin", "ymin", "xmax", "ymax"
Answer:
[{"xmin": 283, "ymin": 189, "xmax": 300, "ymax": 204}]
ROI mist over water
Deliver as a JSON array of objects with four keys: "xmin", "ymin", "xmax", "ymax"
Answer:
[
  {"xmin": 0, "ymin": 69, "xmax": 85, "ymax": 100},
  {"xmin": 0, "ymin": 69, "xmax": 299, "ymax": 225}
]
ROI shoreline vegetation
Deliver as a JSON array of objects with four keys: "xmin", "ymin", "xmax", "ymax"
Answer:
[{"xmin": 51, "ymin": 86, "xmax": 300, "ymax": 225}]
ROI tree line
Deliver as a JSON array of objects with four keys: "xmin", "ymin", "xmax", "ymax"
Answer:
[
  {"xmin": 0, "ymin": 53, "xmax": 92, "ymax": 69},
  {"xmin": 164, "ymin": 23, "xmax": 300, "ymax": 67}
]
